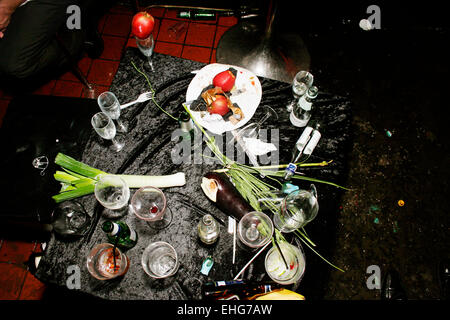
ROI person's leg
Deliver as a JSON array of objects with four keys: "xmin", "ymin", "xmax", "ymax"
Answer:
[{"xmin": 0, "ymin": 0, "xmax": 76, "ymax": 79}]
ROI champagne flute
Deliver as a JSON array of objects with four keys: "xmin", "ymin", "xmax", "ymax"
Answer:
[
  {"xmin": 91, "ymin": 112, "xmax": 124, "ymax": 152},
  {"xmin": 98, "ymin": 91, "xmax": 128, "ymax": 133},
  {"xmin": 286, "ymin": 71, "xmax": 314, "ymax": 112},
  {"xmin": 135, "ymin": 33, "xmax": 155, "ymax": 72}
]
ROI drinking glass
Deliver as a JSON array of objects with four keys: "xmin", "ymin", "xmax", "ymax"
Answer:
[
  {"xmin": 286, "ymin": 71, "xmax": 314, "ymax": 112},
  {"xmin": 142, "ymin": 241, "xmax": 179, "ymax": 279},
  {"xmin": 51, "ymin": 200, "xmax": 91, "ymax": 238},
  {"xmin": 131, "ymin": 186, "xmax": 172, "ymax": 229},
  {"xmin": 91, "ymin": 112, "xmax": 124, "ymax": 152},
  {"xmin": 237, "ymin": 211, "xmax": 274, "ymax": 249},
  {"xmin": 272, "ymin": 184, "xmax": 319, "ymax": 233},
  {"xmin": 94, "ymin": 175, "xmax": 130, "ymax": 216},
  {"xmin": 135, "ymin": 34, "xmax": 155, "ymax": 72},
  {"xmin": 98, "ymin": 91, "xmax": 128, "ymax": 133},
  {"xmin": 264, "ymin": 241, "xmax": 305, "ymax": 285},
  {"xmin": 87, "ymin": 243, "xmax": 130, "ymax": 280}
]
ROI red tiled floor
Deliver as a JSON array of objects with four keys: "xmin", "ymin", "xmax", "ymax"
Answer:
[
  {"xmin": 0, "ymin": 262, "xmax": 28, "ymax": 300},
  {"xmin": 157, "ymin": 19, "xmax": 188, "ymax": 44},
  {"xmin": 147, "ymin": 7, "xmax": 165, "ymax": 18},
  {"xmin": 81, "ymin": 84, "xmax": 110, "ymax": 99},
  {"xmin": 99, "ymin": 35, "xmax": 127, "ymax": 61},
  {"xmin": 155, "ymin": 41, "xmax": 183, "ymax": 57},
  {"xmin": 0, "ymin": 99, "xmax": 10, "ymax": 128},
  {"xmin": 218, "ymin": 16, "xmax": 238, "ymax": 27},
  {"xmin": 0, "ymin": 240, "xmax": 36, "ymax": 264},
  {"xmin": 102, "ymin": 14, "xmax": 132, "ymax": 37},
  {"xmin": 214, "ymin": 26, "xmax": 228, "ymax": 48},
  {"xmin": 18, "ymin": 272, "xmax": 47, "ymax": 300},
  {"xmin": 32, "ymin": 79, "xmax": 57, "ymax": 95},
  {"xmin": 87, "ymin": 59, "xmax": 120, "ymax": 86},
  {"xmin": 185, "ymin": 22, "xmax": 216, "ymax": 48},
  {"xmin": 52, "ymin": 80, "xmax": 84, "ymax": 98},
  {"xmin": 181, "ymin": 45, "xmax": 212, "ymax": 64}
]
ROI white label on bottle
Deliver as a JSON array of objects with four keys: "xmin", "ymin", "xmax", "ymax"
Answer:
[
  {"xmin": 299, "ymin": 98, "xmax": 312, "ymax": 111},
  {"xmin": 290, "ymin": 111, "xmax": 310, "ymax": 127},
  {"xmin": 110, "ymin": 223, "xmax": 120, "ymax": 236},
  {"xmin": 129, "ymin": 228, "xmax": 137, "ymax": 241},
  {"xmin": 296, "ymin": 126, "xmax": 313, "ymax": 151},
  {"xmin": 304, "ymin": 130, "xmax": 321, "ymax": 155}
]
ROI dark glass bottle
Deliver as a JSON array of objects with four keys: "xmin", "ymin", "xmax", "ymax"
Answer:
[
  {"xmin": 177, "ymin": 10, "xmax": 216, "ymax": 20},
  {"xmin": 102, "ymin": 220, "xmax": 138, "ymax": 250},
  {"xmin": 202, "ymin": 280, "xmax": 283, "ymax": 300}
]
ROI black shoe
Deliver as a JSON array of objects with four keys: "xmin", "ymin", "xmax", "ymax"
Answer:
[
  {"xmin": 381, "ymin": 269, "xmax": 407, "ymax": 300},
  {"xmin": 438, "ymin": 259, "xmax": 450, "ymax": 300},
  {"xmin": 84, "ymin": 28, "xmax": 104, "ymax": 59}
]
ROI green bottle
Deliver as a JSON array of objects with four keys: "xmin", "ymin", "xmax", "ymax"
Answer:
[{"xmin": 102, "ymin": 220, "xmax": 138, "ymax": 250}]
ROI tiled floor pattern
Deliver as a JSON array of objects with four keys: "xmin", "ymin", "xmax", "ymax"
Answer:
[{"xmin": 0, "ymin": 4, "xmax": 237, "ymax": 300}]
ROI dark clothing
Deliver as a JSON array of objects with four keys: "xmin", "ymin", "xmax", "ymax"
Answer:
[
  {"xmin": 0, "ymin": 0, "xmax": 107, "ymax": 83},
  {"xmin": 0, "ymin": 0, "xmax": 80, "ymax": 79}
]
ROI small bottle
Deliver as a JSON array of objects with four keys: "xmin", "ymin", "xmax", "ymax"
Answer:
[
  {"xmin": 202, "ymin": 280, "xmax": 282, "ymax": 300},
  {"xmin": 102, "ymin": 220, "xmax": 138, "ymax": 250},
  {"xmin": 290, "ymin": 86, "xmax": 318, "ymax": 127},
  {"xmin": 197, "ymin": 214, "xmax": 220, "ymax": 245},
  {"xmin": 178, "ymin": 10, "xmax": 216, "ymax": 20},
  {"xmin": 178, "ymin": 110, "xmax": 195, "ymax": 141},
  {"xmin": 283, "ymin": 126, "xmax": 314, "ymax": 180}
]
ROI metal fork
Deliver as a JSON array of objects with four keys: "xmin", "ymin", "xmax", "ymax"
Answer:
[{"xmin": 120, "ymin": 91, "xmax": 153, "ymax": 110}]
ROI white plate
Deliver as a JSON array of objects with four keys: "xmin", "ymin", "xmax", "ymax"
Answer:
[{"xmin": 186, "ymin": 63, "xmax": 262, "ymax": 135}]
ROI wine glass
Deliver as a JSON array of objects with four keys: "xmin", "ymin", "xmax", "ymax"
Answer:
[
  {"xmin": 272, "ymin": 184, "xmax": 319, "ymax": 233},
  {"xmin": 135, "ymin": 33, "xmax": 155, "ymax": 72},
  {"xmin": 264, "ymin": 241, "xmax": 305, "ymax": 285},
  {"xmin": 131, "ymin": 186, "xmax": 172, "ymax": 230},
  {"xmin": 286, "ymin": 71, "xmax": 314, "ymax": 112},
  {"xmin": 94, "ymin": 175, "xmax": 130, "ymax": 217},
  {"xmin": 87, "ymin": 243, "xmax": 130, "ymax": 280},
  {"xmin": 51, "ymin": 200, "xmax": 91, "ymax": 239},
  {"xmin": 97, "ymin": 91, "xmax": 128, "ymax": 133},
  {"xmin": 91, "ymin": 112, "xmax": 124, "ymax": 152},
  {"xmin": 141, "ymin": 241, "xmax": 179, "ymax": 279},
  {"xmin": 237, "ymin": 211, "xmax": 274, "ymax": 249}
]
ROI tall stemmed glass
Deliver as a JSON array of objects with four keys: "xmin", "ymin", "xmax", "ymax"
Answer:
[
  {"xmin": 131, "ymin": 186, "xmax": 172, "ymax": 230},
  {"xmin": 91, "ymin": 112, "xmax": 124, "ymax": 152},
  {"xmin": 135, "ymin": 33, "xmax": 155, "ymax": 72},
  {"xmin": 98, "ymin": 91, "xmax": 128, "ymax": 133},
  {"xmin": 286, "ymin": 71, "xmax": 314, "ymax": 112}
]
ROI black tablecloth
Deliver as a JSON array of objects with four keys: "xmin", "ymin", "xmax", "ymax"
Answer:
[{"xmin": 35, "ymin": 48, "xmax": 352, "ymax": 300}]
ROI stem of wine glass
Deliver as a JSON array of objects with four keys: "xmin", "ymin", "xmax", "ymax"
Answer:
[
  {"xmin": 116, "ymin": 118, "xmax": 128, "ymax": 133},
  {"xmin": 111, "ymin": 137, "xmax": 124, "ymax": 152},
  {"xmin": 147, "ymin": 56, "xmax": 154, "ymax": 72}
]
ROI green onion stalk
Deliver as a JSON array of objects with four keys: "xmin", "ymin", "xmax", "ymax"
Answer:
[{"xmin": 132, "ymin": 60, "xmax": 346, "ymax": 272}]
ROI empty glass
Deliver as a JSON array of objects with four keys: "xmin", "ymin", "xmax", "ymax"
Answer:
[
  {"xmin": 273, "ymin": 184, "xmax": 319, "ymax": 233},
  {"xmin": 142, "ymin": 241, "xmax": 179, "ymax": 279},
  {"xmin": 286, "ymin": 71, "xmax": 314, "ymax": 112},
  {"xmin": 98, "ymin": 91, "xmax": 128, "ymax": 133},
  {"xmin": 131, "ymin": 186, "xmax": 172, "ymax": 229},
  {"xmin": 51, "ymin": 200, "xmax": 91, "ymax": 238},
  {"xmin": 87, "ymin": 243, "xmax": 130, "ymax": 280},
  {"xmin": 94, "ymin": 175, "xmax": 130, "ymax": 216},
  {"xmin": 136, "ymin": 34, "xmax": 155, "ymax": 72},
  {"xmin": 264, "ymin": 241, "xmax": 305, "ymax": 285},
  {"xmin": 237, "ymin": 211, "xmax": 274, "ymax": 249},
  {"xmin": 91, "ymin": 112, "xmax": 124, "ymax": 152}
]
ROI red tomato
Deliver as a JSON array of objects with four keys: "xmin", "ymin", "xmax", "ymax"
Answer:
[
  {"xmin": 212, "ymin": 70, "xmax": 236, "ymax": 92},
  {"xmin": 131, "ymin": 12, "xmax": 155, "ymax": 39},
  {"xmin": 207, "ymin": 95, "xmax": 230, "ymax": 116}
]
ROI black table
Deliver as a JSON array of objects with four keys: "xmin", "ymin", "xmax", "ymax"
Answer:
[{"xmin": 34, "ymin": 48, "xmax": 352, "ymax": 300}]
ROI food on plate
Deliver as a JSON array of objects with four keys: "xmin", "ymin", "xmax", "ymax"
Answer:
[
  {"xmin": 190, "ymin": 69, "xmax": 244, "ymax": 125},
  {"xmin": 131, "ymin": 11, "xmax": 155, "ymax": 39},
  {"xmin": 201, "ymin": 172, "xmax": 253, "ymax": 220},
  {"xmin": 212, "ymin": 68, "xmax": 237, "ymax": 92}
]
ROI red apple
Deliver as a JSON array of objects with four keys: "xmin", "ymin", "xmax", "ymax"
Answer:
[
  {"xmin": 131, "ymin": 12, "xmax": 155, "ymax": 39},
  {"xmin": 212, "ymin": 70, "xmax": 236, "ymax": 92},
  {"xmin": 207, "ymin": 95, "xmax": 230, "ymax": 116}
]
